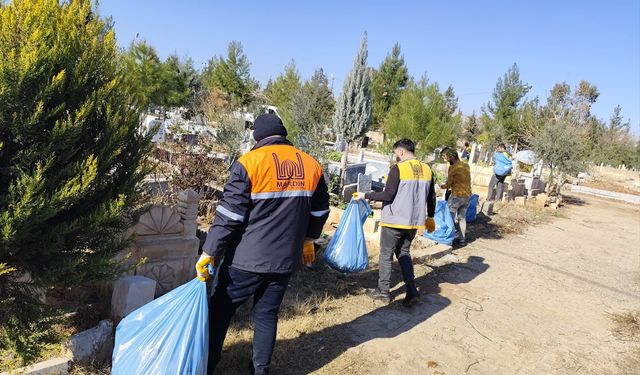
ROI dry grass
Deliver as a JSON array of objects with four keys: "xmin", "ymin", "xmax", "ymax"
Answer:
[
  {"xmin": 466, "ymin": 201, "xmax": 552, "ymax": 240},
  {"xmin": 213, "ymin": 263, "xmax": 387, "ymax": 375},
  {"xmin": 608, "ymin": 311, "xmax": 640, "ymax": 375},
  {"xmin": 610, "ymin": 311, "xmax": 640, "ymax": 341}
]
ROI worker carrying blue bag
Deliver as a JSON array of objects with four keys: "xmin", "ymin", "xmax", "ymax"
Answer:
[
  {"xmin": 354, "ymin": 139, "xmax": 436, "ymax": 307},
  {"xmin": 111, "ymin": 266, "xmax": 213, "ymax": 375},
  {"xmin": 197, "ymin": 114, "xmax": 330, "ymax": 374},
  {"xmin": 323, "ymin": 197, "xmax": 371, "ymax": 273}
]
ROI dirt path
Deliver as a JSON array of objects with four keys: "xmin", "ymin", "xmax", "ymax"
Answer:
[
  {"xmin": 217, "ymin": 195, "xmax": 639, "ymax": 374},
  {"xmin": 339, "ymin": 195, "xmax": 640, "ymax": 375}
]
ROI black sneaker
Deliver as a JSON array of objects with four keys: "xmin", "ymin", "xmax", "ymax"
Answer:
[
  {"xmin": 457, "ymin": 239, "xmax": 467, "ymax": 247},
  {"xmin": 402, "ymin": 294, "xmax": 421, "ymax": 307},
  {"xmin": 367, "ymin": 288, "xmax": 391, "ymax": 303}
]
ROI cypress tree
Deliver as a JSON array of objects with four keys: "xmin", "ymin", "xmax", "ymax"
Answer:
[
  {"xmin": 0, "ymin": 0, "xmax": 153, "ymax": 363},
  {"xmin": 332, "ymin": 33, "xmax": 372, "ymax": 186}
]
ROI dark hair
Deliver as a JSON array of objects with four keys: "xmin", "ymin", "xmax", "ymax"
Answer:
[
  {"xmin": 441, "ymin": 147, "xmax": 459, "ymax": 160},
  {"xmin": 393, "ymin": 139, "xmax": 415, "ymax": 153},
  {"xmin": 497, "ymin": 143, "xmax": 506, "ymax": 150},
  {"xmin": 464, "ymin": 142, "xmax": 470, "ymax": 147}
]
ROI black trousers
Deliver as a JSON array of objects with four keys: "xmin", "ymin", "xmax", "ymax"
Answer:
[
  {"xmin": 208, "ymin": 264, "xmax": 291, "ymax": 375},
  {"xmin": 378, "ymin": 226, "xmax": 419, "ymax": 298}
]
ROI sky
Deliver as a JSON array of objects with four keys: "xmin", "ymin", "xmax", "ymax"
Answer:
[{"xmin": 99, "ymin": 0, "xmax": 640, "ymax": 133}]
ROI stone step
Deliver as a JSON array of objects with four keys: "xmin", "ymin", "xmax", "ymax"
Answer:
[{"xmin": 0, "ymin": 357, "xmax": 69, "ymax": 375}]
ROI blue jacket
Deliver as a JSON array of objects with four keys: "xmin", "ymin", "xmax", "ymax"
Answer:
[
  {"xmin": 493, "ymin": 151, "xmax": 513, "ymax": 176},
  {"xmin": 202, "ymin": 137, "xmax": 330, "ymax": 273}
]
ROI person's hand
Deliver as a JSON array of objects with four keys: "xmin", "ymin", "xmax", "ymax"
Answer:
[
  {"xmin": 196, "ymin": 253, "xmax": 214, "ymax": 281},
  {"xmin": 425, "ymin": 217, "xmax": 436, "ymax": 233},
  {"xmin": 302, "ymin": 239, "xmax": 315, "ymax": 265},
  {"xmin": 353, "ymin": 192, "xmax": 366, "ymax": 200}
]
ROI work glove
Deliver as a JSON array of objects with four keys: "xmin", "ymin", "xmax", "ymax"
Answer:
[
  {"xmin": 302, "ymin": 240, "xmax": 315, "ymax": 265},
  {"xmin": 425, "ymin": 217, "xmax": 436, "ymax": 233},
  {"xmin": 352, "ymin": 192, "xmax": 366, "ymax": 200},
  {"xmin": 196, "ymin": 253, "xmax": 214, "ymax": 281}
]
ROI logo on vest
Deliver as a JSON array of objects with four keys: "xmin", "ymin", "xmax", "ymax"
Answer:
[
  {"xmin": 411, "ymin": 163, "xmax": 424, "ymax": 179},
  {"xmin": 272, "ymin": 153, "xmax": 306, "ymax": 189}
]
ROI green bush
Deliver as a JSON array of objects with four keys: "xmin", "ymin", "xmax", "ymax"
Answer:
[{"xmin": 0, "ymin": 0, "xmax": 153, "ymax": 365}]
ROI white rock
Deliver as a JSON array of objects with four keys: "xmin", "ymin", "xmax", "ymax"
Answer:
[
  {"xmin": 111, "ymin": 276, "xmax": 156, "ymax": 321},
  {"xmin": 67, "ymin": 320, "xmax": 113, "ymax": 365}
]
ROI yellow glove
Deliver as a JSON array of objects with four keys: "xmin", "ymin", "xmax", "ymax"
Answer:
[
  {"xmin": 196, "ymin": 253, "xmax": 214, "ymax": 281},
  {"xmin": 425, "ymin": 217, "xmax": 436, "ymax": 233},
  {"xmin": 302, "ymin": 240, "xmax": 315, "ymax": 265}
]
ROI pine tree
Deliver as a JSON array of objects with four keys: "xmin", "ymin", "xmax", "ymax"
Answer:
[
  {"xmin": 265, "ymin": 60, "xmax": 302, "ymax": 139},
  {"xmin": 0, "ymin": 0, "xmax": 153, "ymax": 363},
  {"xmin": 370, "ymin": 43, "xmax": 408, "ymax": 128},
  {"xmin": 463, "ymin": 112, "xmax": 480, "ymax": 143},
  {"xmin": 202, "ymin": 41, "xmax": 257, "ymax": 109},
  {"xmin": 289, "ymin": 69, "xmax": 335, "ymax": 165},
  {"xmin": 483, "ymin": 63, "xmax": 530, "ymax": 146},
  {"xmin": 384, "ymin": 78, "xmax": 459, "ymax": 156},
  {"xmin": 332, "ymin": 33, "xmax": 372, "ymax": 186}
]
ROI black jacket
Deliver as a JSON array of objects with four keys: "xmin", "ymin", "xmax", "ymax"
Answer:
[{"xmin": 203, "ymin": 137, "xmax": 330, "ymax": 273}]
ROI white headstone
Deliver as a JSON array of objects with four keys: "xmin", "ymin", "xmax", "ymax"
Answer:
[{"xmin": 111, "ymin": 276, "xmax": 156, "ymax": 321}]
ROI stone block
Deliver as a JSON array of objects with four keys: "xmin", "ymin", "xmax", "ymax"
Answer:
[
  {"xmin": 535, "ymin": 193, "xmax": 548, "ymax": 208},
  {"xmin": 67, "ymin": 320, "xmax": 113, "ymax": 366},
  {"xmin": 548, "ymin": 202, "xmax": 558, "ymax": 210},
  {"xmin": 136, "ymin": 255, "xmax": 199, "ymax": 296},
  {"xmin": 133, "ymin": 236, "xmax": 199, "ymax": 259},
  {"xmin": 0, "ymin": 357, "xmax": 70, "ymax": 375},
  {"xmin": 111, "ymin": 276, "xmax": 156, "ymax": 322},
  {"xmin": 514, "ymin": 196, "xmax": 527, "ymax": 206},
  {"xmin": 341, "ymin": 183, "xmax": 358, "ymax": 202}
]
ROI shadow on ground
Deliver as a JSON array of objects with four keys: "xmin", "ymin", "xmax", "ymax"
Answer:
[{"xmin": 214, "ymin": 256, "xmax": 489, "ymax": 374}]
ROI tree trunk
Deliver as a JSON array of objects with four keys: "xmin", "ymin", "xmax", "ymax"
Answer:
[{"xmin": 340, "ymin": 142, "xmax": 349, "ymax": 189}]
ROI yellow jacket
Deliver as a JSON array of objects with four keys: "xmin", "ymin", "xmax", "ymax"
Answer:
[{"xmin": 442, "ymin": 161, "xmax": 472, "ymax": 197}]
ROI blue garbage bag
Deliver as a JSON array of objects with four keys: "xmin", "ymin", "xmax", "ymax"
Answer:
[
  {"xmin": 424, "ymin": 200, "xmax": 455, "ymax": 245},
  {"xmin": 466, "ymin": 194, "xmax": 480, "ymax": 223},
  {"xmin": 324, "ymin": 199, "xmax": 371, "ymax": 273},
  {"xmin": 112, "ymin": 277, "xmax": 209, "ymax": 375}
]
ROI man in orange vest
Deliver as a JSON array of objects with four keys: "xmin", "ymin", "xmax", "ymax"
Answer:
[{"xmin": 196, "ymin": 114, "xmax": 329, "ymax": 374}]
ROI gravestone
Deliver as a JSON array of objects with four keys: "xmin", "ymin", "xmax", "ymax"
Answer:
[
  {"xmin": 341, "ymin": 183, "xmax": 358, "ymax": 202},
  {"xmin": 126, "ymin": 189, "xmax": 200, "ymax": 296},
  {"xmin": 111, "ymin": 276, "xmax": 156, "ymax": 322},
  {"xmin": 344, "ymin": 163, "xmax": 367, "ymax": 185},
  {"xmin": 67, "ymin": 320, "xmax": 114, "ymax": 365},
  {"xmin": 357, "ymin": 173, "xmax": 372, "ymax": 193}
]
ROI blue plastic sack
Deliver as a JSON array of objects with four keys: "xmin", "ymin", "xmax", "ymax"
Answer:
[
  {"xmin": 423, "ymin": 200, "xmax": 455, "ymax": 245},
  {"xmin": 323, "ymin": 199, "xmax": 371, "ymax": 273},
  {"xmin": 112, "ymin": 277, "xmax": 209, "ymax": 375},
  {"xmin": 466, "ymin": 194, "xmax": 479, "ymax": 223}
]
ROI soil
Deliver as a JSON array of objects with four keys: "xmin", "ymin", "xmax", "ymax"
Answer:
[{"xmin": 216, "ymin": 194, "xmax": 640, "ymax": 374}]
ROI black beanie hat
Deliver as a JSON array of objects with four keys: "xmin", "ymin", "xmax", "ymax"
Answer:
[{"xmin": 252, "ymin": 113, "xmax": 288, "ymax": 142}]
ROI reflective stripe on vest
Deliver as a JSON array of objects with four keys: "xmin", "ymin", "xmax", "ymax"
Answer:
[{"xmin": 381, "ymin": 159, "xmax": 433, "ymax": 230}]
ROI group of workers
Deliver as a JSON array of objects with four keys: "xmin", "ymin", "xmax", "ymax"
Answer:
[{"xmin": 194, "ymin": 113, "xmax": 512, "ymax": 374}]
